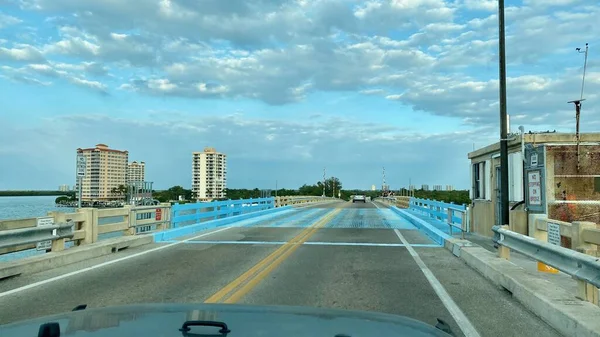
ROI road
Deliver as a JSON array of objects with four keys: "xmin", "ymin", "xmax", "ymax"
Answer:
[{"xmin": 0, "ymin": 201, "xmax": 562, "ymax": 336}]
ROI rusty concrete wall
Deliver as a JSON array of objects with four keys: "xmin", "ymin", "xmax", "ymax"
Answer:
[{"xmin": 547, "ymin": 145, "xmax": 600, "ymax": 248}]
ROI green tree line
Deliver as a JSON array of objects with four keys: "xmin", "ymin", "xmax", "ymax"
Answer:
[
  {"xmin": 411, "ymin": 189, "xmax": 471, "ymax": 205},
  {"xmin": 0, "ymin": 190, "xmax": 75, "ymax": 197}
]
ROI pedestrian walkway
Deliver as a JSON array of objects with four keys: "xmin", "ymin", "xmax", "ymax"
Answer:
[{"xmin": 464, "ymin": 232, "xmax": 578, "ymax": 295}]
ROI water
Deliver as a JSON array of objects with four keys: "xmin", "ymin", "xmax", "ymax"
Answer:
[{"xmin": 0, "ymin": 196, "xmax": 76, "ymax": 221}]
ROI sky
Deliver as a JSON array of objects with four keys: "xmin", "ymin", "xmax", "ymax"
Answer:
[{"xmin": 0, "ymin": 0, "xmax": 599, "ymax": 191}]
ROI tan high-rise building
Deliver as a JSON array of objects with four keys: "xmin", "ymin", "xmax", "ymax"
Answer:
[
  {"xmin": 127, "ymin": 161, "xmax": 145, "ymax": 184},
  {"xmin": 192, "ymin": 147, "xmax": 227, "ymax": 200},
  {"xmin": 76, "ymin": 144, "xmax": 128, "ymax": 201}
]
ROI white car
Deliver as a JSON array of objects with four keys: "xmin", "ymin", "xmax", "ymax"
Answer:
[{"xmin": 352, "ymin": 195, "xmax": 366, "ymax": 203}]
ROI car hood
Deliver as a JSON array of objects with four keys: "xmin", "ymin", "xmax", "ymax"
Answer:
[{"xmin": 1, "ymin": 303, "xmax": 453, "ymax": 337}]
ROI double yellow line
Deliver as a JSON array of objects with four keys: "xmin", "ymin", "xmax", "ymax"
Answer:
[{"xmin": 204, "ymin": 208, "xmax": 341, "ymax": 304}]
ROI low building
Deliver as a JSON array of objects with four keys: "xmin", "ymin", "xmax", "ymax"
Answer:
[{"xmin": 468, "ymin": 132, "xmax": 600, "ymax": 241}]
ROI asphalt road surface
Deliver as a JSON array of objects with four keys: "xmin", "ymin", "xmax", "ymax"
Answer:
[{"xmin": 0, "ymin": 201, "xmax": 562, "ymax": 337}]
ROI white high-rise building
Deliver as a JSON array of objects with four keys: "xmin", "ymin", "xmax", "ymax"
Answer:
[
  {"xmin": 127, "ymin": 161, "xmax": 145, "ymax": 184},
  {"xmin": 58, "ymin": 184, "xmax": 70, "ymax": 192},
  {"xmin": 192, "ymin": 147, "xmax": 227, "ymax": 200}
]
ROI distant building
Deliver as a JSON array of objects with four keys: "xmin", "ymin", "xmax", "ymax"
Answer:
[
  {"xmin": 192, "ymin": 147, "xmax": 227, "ymax": 201},
  {"xmin": 58, "ymin": 184, "xmax": 70, "ymax": 192},
  {"xmin": 421, "ymin": 184, "xmax": 429, "ymax": 191},
  {"xmin": 371, "ymin": 184, "xmax": 376, "ymax": 191},
  {"xmin": 76, "ymin": 144, "xmax": 128, "ymax": 201},
  {"xmin": 409, "ymin": 185, "xmax": 415, "ymax": 191},
  {"xmin": 446, "ymin": 185, "xmax": 454, "ymax": 191},
  {"xmin": 433, "ymin": 185, "xmax": 442, "ymax": 191},
  {"xmin": 127, "ymin": 161, "xmax": 145, "ymax": 184}
]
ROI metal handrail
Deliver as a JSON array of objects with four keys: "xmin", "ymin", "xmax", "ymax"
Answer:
[
  {"xmin": 493, "ymin": 225, "xmax": 600, "ymax": 288},
  {"xmin": 0, "ymin": 222, "xmax": 75, "ymax": 250}
]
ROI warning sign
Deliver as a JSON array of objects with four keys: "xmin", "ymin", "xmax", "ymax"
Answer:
[
  {"xmin": 538, "ymin": 222, "xmax": 560, "ymax": 274},
  {"xmin": 528, "ymin": 171, "xmax": 542, "ymax": 206}
]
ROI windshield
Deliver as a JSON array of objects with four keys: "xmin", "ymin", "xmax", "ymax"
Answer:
[{"xmin": 1, "ymin": 1, "xmax": 597, "ymax": 337}]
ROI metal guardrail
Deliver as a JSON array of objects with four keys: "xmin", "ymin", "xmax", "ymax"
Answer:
[
  {"xmin": 0, "ymin": 221, "xmax": 74, "ymax": 250},
  {"xmin": 493, "ymin": 225, "xmax": 600, "ymax": 288}
]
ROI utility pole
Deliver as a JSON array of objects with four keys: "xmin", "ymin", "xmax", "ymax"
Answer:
[
  {"xmin": 498, "ymin": 0, "xmax": 509, "ymax": 229},
  {"xmin": 322, "ymin": 167, "xmax": 326, "ymax": 197},
  {"xmin": 569, "ymin": 43, "xmax": 589, "ymax": 171}
]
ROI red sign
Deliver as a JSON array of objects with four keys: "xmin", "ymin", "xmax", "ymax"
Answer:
[{"xmin": 155, "ymin": 208, "xmax": 162, "ymax": 221}]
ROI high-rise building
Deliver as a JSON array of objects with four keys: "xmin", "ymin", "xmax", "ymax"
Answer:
[
  {"xmin": 127, "ymin": 161, "xmax": 145, "ymax": 184},
  {"xmin": 192, "ymin": 147, "xmax": 227, "ymax": 200},
  {"xmin": 421, "ymin": 184, "xmax": 429, "ymax": 191},
  {"xmin": 371, "ymin": 185, "xmax": 376, "ymax": 191},
  {"xmin": 433, "ymin": 185, "xmax": 443, "ymax": 191},
  {"xmin": 76, "ymin": 144, "xmax": 128, "ymax": 201},
  {"xmin": 409, "ymin": 185, "xmax": 415, "ymax": 191},
  {"xmin": 58, "ymin": 184, "xmax": 70, "ymax": 192},
  {"xmin": 446, "ymin": 185, "xmax": 454, "ymax": 191}
]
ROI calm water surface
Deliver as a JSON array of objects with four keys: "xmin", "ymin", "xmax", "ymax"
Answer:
[{"xmin": 0, "ymin": 196, "xmax": 76, "ymax": 220}]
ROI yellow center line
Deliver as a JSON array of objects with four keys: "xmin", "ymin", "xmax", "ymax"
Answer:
[{"xmin": 204, "ymin": 208, "xmax": 341, "ymax": 304}]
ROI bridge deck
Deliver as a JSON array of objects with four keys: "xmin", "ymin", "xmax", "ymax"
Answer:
[{"xmin": 0, "ymin": 201, "xmax": 562, "ymax": 337}]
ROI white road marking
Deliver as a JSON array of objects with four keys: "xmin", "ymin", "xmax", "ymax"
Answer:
[
  {"xmin": 371, "ymin": 201, "xmax": 381, "ymax": 209},
  {"xmin": 0, "ymin": 226, "xmax": 234, "ymax": 298},
  {"xmin": 394, "ymin": 229, "xmax": 481, "ymax": 337},
  {"xmin": 161, "ymin": 240, "xmax": 442, "ymax": 248}
]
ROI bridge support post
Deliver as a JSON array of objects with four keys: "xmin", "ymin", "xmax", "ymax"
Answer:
[
  {"xmin": 498, "ymin": 225, "xmax": 510, "ymax": 260},
  {"xmin": 572, "ymin": 221, "xmax": 599, "ymax": 305}
]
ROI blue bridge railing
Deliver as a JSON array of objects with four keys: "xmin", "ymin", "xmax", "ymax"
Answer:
[
  {"xmin": 409, "ymin": 197, "xmax": 469, "ymax": 235},
  {"xmin": 172, "ymin": 197, "xmax": 275, "ymax": 228}
]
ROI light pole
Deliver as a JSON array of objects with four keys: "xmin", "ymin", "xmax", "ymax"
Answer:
[{"xmin": 498, "ymin": 0, "xmax": 509, "ymax": 229}]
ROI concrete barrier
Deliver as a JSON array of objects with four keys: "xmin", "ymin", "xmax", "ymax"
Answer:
[
  {"xmin": 154, "ymin": 206, "xmax": 292, "ymax": 242},
  {"xmin": 0, "ymin": 235, "xmax": 152, "ymax": 280}
]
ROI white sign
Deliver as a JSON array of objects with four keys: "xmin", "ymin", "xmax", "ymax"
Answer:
[
  {"xmin": 530, "ymin": 152, "xmax": 538, "ymax": 167},
  {"xmin": 527, "ymin": 171, "xmax": 542, "ymax": 206},
  {"xmin": 76, "ymin": 155, "xmax": 86, "ymax": 177},
  {"xmin": 547, "ymin": 222, "xmax": 561, "ymax": 246},
  {"xmin": 36, "ymin": 216, "xmax": 54, "ymax": 251}
]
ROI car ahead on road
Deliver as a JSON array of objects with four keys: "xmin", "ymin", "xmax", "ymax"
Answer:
[
  {"xmin": 1, "ymin": 303, "xmax": 455, "ymax": 337},
  {"xmin": 352, "ymin": 195, "xmax": 366, "ymax": 203}
]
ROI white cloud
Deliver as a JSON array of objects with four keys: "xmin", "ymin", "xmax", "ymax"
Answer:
[
  {"xmin": 0, "ymin": 12, "xmax": 22, "ymax": 28},
  {"xmin": 0, "ymin": 45, "xmax": 44, "ymax": 62}
]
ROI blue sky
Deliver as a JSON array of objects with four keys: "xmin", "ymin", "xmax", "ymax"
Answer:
[{"xmin": 1, "ymin": 0, "xmax": 599, "ymax": 191}]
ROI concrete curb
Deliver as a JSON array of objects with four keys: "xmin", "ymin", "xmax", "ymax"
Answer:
[
  {"xmin": 153, "ymin": 206, "xmax": 292, "ymax": 242},
  {"xmin": 0, "ymin": 235, "xmax": 153, "ymax": 280},
  {"xmin": 445, "ymin": 238, "xmax": 600, "ymax": 337},
  {"xmin": 390, "ymin": 207, "xmax": 450, "ymax": 245}
]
